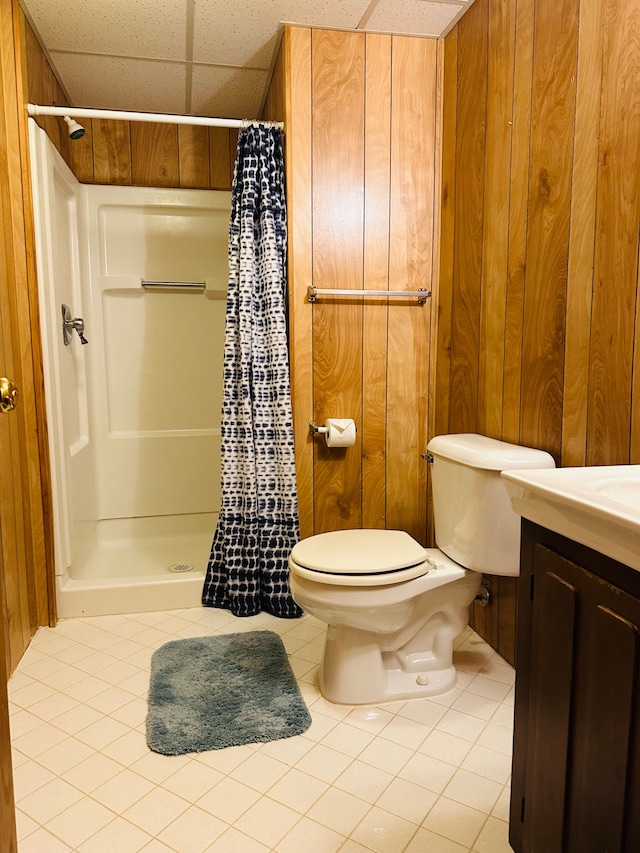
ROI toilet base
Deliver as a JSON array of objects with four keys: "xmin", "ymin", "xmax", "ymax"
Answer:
[
  {"xmin": 320, "ymin": 656, "xmax": 457, "ymax": 705},
  {"xmin": 319, "ymin": 616, "xmax": 466, "ymax": 705}
]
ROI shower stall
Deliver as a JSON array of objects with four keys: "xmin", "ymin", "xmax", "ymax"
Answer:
[{"xmin": 29, "ymin": 119, "xmax": 231, "ymax": 617}]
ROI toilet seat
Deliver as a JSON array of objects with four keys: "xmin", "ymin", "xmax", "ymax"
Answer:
[{"xmin": 289, "ymin": 529, "xmax": 432, "ymax": 587}]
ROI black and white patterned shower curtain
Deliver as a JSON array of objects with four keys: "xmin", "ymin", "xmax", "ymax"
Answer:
[{"xmin": 202, "ymin": 121, "xmax": 302, "ymax": 619}]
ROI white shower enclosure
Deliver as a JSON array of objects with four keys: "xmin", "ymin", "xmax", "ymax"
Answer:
[{"xmin": 29, "ymin": 120, "xmax": 231, "ymax": 617}]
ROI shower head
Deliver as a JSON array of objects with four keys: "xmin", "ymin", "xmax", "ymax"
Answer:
[{"xmin": 63, "ymin": 115, "xmax": 86, "ymax": 140}]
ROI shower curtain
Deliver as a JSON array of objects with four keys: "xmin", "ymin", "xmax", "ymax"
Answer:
[{"xmin": 202, "ymin": 121, "xmax": 302, "ymax": 619}]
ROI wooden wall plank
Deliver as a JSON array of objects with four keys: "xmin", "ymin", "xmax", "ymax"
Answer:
[
  {"xmin": 587, "ymin": 0, "xmax": 640, "ymax": 465},
  {"xmin": 562, "ymin": 0, "xmax": 603, "ymax": 466},
  {"xmin": 92, "ymin": 119, "xmax": 132, "ymax": 184},
  {"xmin": 362, "ymin": 32, "xmax": 391, "ymax": 530},
  {"xmin": 520, "ymin": 0, "xmax": 579, "ymax": 461},
  {"xmin": 477, "ymin": 0, "xmax": 515, "ymax": 440},
  {"xmin": 435, "ymin": 29, "xmax": 457, "ymax": 443},
  {"xmin": 68, "ymin": 119, "xmax": 94, "ymax": 182},
  {"xmin": 448, "ymin": 0, "xmax": 488, "ymax": 434},
  {"xmin": 311, "ymin": 29, "xmax": 365, "ymax": 533},
  {"xmin": 502, "ymin": 0, "xmax": 534, "ymax": 444},
  {"xmin": 284, "ymin": 27, "xmax": 314, "ymax": 538},
  {"xmin": 209, "ymin": 127, "xmax": 231, "ymax": 189},
  {"xmin": 262, "ymin": 39, "xmax": 285, "ymax": 122},
  {"xmin": 130, "ymin": 122, "xmax": 179, "ymax": 187},
  {"xmin": 178, "ymin": 125, "xmax": 210, "ymax": 188},
  {"xmin": 386, "ymin": 36, "xmax": 436, "ymax": 544}
]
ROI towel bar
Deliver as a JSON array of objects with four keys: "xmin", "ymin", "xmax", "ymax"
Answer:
[{"xmin": 307, "ymin": 285, "xmax": 430, "ymax": 304}]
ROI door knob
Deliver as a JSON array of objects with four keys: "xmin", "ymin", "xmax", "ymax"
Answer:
[{"xmin": 0, "ymin": 376, "xmax": 19, "ymax": 413}]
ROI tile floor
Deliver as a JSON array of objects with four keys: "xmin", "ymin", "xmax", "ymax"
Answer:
[{"xmin": 8, "ymin": 607, "xmax": 516, "ymax": 852}]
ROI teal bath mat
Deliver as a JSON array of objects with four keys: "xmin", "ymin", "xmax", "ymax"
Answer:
[{"xmin": 146, "ymin": 631, "xmax": 312, "ymax": 755}]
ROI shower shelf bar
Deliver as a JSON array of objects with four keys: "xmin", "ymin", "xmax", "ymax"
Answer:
[
  {"xmin": 142, "ymin": 280, "xmax": 206, "ymax": 291},
  {"xmin": 307, "ymin": 285, "xmax": 430, "ymax": 305},
  {"xmin": 27, "ymin": 103, "xmax": 284, "ymax": 131}
]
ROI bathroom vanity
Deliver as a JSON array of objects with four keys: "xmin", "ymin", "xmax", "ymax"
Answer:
[{"xmin": 502, "ymin": 467, "xmax": 640, "ymax": 853}]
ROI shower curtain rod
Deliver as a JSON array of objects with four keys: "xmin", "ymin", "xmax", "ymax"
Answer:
[{"xmin": 26, "ymin": 103, "xmax": 284, "ymax": 131}]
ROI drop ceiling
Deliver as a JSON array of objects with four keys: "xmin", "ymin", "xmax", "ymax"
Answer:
[{"xmin": 21, "ymin": 0, "xmax": 475, "ymax": 119}]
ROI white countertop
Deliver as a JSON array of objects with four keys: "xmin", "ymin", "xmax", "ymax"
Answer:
[{"xmin": 501, "ymin": 465, "xmax": 640, "ymax": 572}]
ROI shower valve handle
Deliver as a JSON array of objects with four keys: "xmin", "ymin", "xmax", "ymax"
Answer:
[{"xmin": 62, "ymin": 304, "xmax": 89, "ymax": 346}]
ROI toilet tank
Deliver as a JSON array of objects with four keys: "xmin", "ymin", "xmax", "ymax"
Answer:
[{"xmin": 427, "ymin": 434, "xmax": 555, "ymax": 576}]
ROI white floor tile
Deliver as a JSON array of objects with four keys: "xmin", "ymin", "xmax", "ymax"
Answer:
[
  {"xmin": 422, "ymin": 796, "xmax": 487, "ymax": 848},
  {"xmin": 158, "ymin": 805, "xmax": 227, "ymax": 852},
  {"xmin": 230, "ymin": 750, "xmax": 289, "ymax": 792},
  {"xmin": 307, "ymin": 786, "xmax": 371, "ymax": 835},
  {"xmin": 203, "ymin": 826, "xmax": 271, "ymax": 852},
  {"xmin": 351, "ymin": 805, "xmax": 419, "ymax": 853},
  {"xmin": 375, "ymin": 776, "xmax": 438, "ymax": 825},
  {"xmin": 122, "ymin": 786, "xmax": 190, "ymax": 835},
  {"xmin": 266, "ymin": 766, "xmax": 328, "ymax": 813},
  {"xmin": 234, "ymin": 796, "xmax": 301, "ymax": 848},
  {"xmin": 443, "ymin": 767, "xmax": 503, "ymax": 813},
  {"xmin": 9, "ymin": 612, "xmax": 516, "ymax": 853},
  {"xmin": 275, "ymin": 815, "xmax": 345, "ymax": 853},
  {"xmin": 196, "ymin": 776, "xmax": 262, "ymax": 823},
  {"xmin": 17, "ymin": 826, "xmax": 74, "ymax": 852},
  {"xmin": 44, "ymin": 796, "xmax": 116, "ymax": 848},
  {"xmin": 473, "ymin": 815, "xmax": 512, "ymax": 852},
  {"xmin": 76, "ymin": 816, "xmax": 152, "ymax": 852}
]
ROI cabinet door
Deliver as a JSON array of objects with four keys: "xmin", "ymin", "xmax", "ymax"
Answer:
[{"xmin": 524, "ymin": 545, "xmax": 640, "ymax": 853}]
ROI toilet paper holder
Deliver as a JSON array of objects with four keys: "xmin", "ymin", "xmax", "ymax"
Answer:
[
  {"xmin": 309, "ymin": 421, "xmax": 328, "ymax": 436},
  {"xmin": 309, "ymin": 420, "xmax": 357, "ymax": 444}
]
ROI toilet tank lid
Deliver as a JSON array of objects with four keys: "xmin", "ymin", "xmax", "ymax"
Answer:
[
  {"xmin": 290, "ymin": 529, "xmax": 427, "ymax": 574},
  {"xmin": 427, "ymin": 433, "xmax": 556, "ymax": 471}
]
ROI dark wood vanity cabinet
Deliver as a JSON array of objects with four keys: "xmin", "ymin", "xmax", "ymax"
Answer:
[{"xmin": 510, "ymin": 521, "xmax": 640, "ymax": 853}]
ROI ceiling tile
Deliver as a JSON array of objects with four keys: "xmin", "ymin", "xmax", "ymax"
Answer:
[
  {"xmin": 192, "ymin": 0, "xmax": 372, "ymax": 67},
  {"xmin": 24, "ymin": 0, "xmax": 187, "ymax": 60},
  {"xmin": 49, "ymin": 54, "xmax": 187, "ymax": 114},
  {"xmin": 364, "ymin": 0, "xmax": 465, "ymax": 36},
  {"xmin": 191, "ymin": 65, "xmax": 267, "ymax": 119}
]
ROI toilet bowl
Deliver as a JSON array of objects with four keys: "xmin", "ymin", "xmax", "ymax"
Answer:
[{"xmin": 289, "ymin": 433, "xmax": 555, "ymax": 705}]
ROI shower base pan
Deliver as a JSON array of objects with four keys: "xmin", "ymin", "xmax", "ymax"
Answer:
[{"xmin": 56, "ymin": 514, "xmax": 214, "ymax": 618}]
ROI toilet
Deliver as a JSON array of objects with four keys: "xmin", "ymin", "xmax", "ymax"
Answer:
[{"xmin": 289, "ymin": 433, "xmax": 555, "ymax": 705}]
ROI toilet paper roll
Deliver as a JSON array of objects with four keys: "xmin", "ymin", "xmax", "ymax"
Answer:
[{"xmin": 324, "ymin": 418, "xmax": 356, "ymax": 448}]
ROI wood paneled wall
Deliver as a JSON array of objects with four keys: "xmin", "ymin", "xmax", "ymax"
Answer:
[
  {"xmin": 281, "ymin": 27, "xmax": 439, "ymax": 544},
  {"xmin": 437, "ymin": 0, "xmax": 640, "ymax": 661}
]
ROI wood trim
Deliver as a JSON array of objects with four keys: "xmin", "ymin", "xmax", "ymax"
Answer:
[
  {"xmin": 284, "ymin": 26, "xmax": 314, "ymax": 538},
  {"xmin": 0, "ymin": 520, "xmax": 17, "ymax": 853}
]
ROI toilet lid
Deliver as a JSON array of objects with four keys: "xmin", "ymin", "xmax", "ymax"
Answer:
[{"xmin": 290, "ymin": 529, "xmax": 427, "ymax": 576}]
